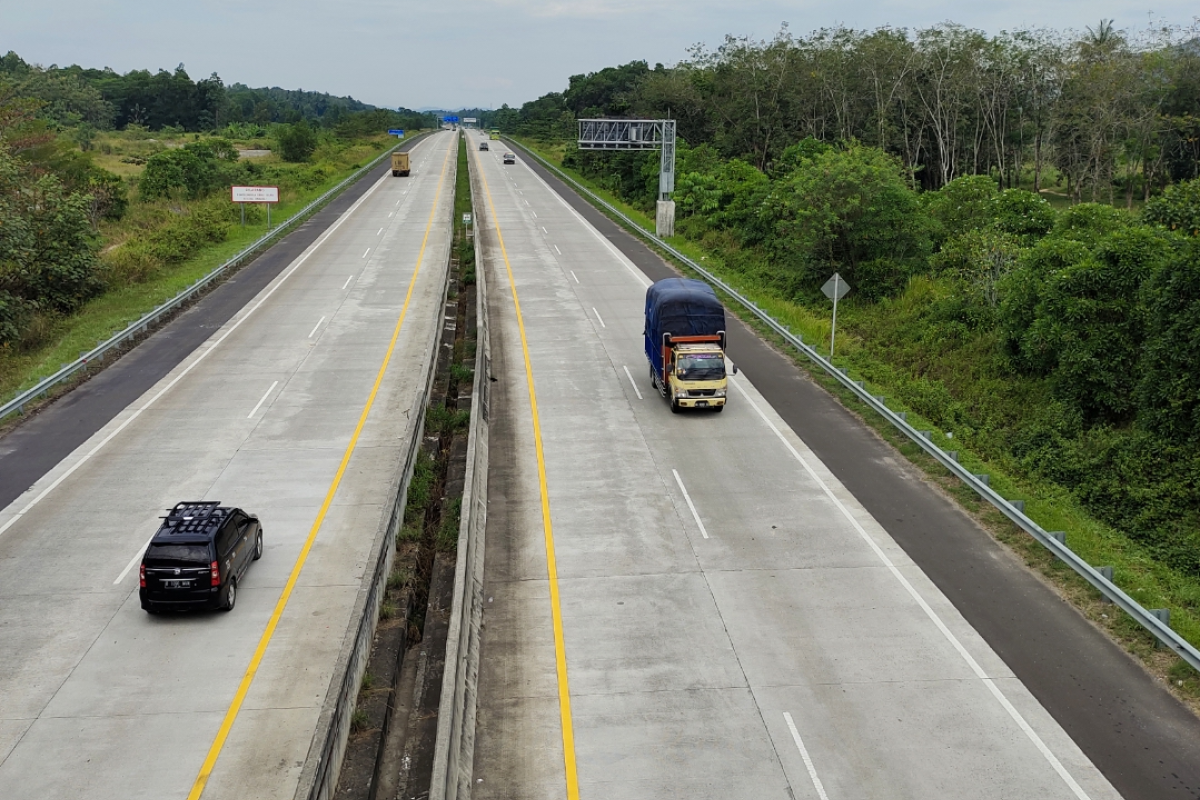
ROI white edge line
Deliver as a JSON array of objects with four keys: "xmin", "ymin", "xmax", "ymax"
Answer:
[
  {"xmin": 0, "ymin": 153, "xmax": 403, "ymax": 540},
  {"xmin": 622, "ymin": 365, "xmax": 643, "ymax": 400},
  {"xmin": 592, "ymin": 307, "xmax": 606, "ymax": 328},
  {"xmin": 555, "ymin": 245, "xmax": 563, "ymax": 255},
  {"xmin": 672, "ymin": 468, "xmax": 709, "ymax": 539},
  {"xmin": 342, "ymin": 275, "xmax": 354, "ymax": 290},
  {"xmin": 377, "ymin": 227, "xmax": 383, "ymax": 235},
  {"xmin": 114, "ymin": 533, "xmax": 156, "ymax": 585},
  {"xmin": 362, "ymin": 247, "xmax": 371, "ymax": 258},
  {"xmin": 247, "ymin": 380, "xmax": 279, "ymax": 419},
  {"xmin": 783, "ymin": 712, "xmax": 830, "ymax": 800},
  {"xmin": 731, "ymin": 378, "xmax": 1093, "ymax": 800},
  {"xmin": 307, "ymin": 315, "xmax": 327, "ymax": 339},
  {"xmin": 570, "ymin": 270, "xmax": 578, "ymax": 283}
]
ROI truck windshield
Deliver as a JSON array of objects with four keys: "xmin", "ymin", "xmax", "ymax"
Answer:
[{"xmin": 676, "ymin": 355, "xmax": 726, "ymax": 381}]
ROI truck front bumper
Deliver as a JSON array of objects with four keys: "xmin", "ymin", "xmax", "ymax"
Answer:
[{"xmin": 677, "ymin": 396, "xmax": 726, "ymax": 409}]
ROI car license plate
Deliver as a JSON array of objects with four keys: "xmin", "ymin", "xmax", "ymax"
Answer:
[
  {"xmin": 164, "ymin": 579, "xmax": 192, "ymax": 589},
  {"xmin": 696, "ymin": 401, "xmax": 708, "ymax": 407}
]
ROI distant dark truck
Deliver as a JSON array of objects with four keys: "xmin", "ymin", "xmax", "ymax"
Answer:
[{"xmin": 644, "ymin": 278, "xmax": 730, "ymax": 413}]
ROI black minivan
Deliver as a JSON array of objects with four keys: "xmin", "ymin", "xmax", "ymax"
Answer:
[{"xmin": 139, "ymin": 501, "xmax": 263, "ymax": 613}]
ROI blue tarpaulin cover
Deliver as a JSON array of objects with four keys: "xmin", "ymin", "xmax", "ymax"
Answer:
[{"xmin": 644, "ymin": 278, "xmax": 725, "ymax": 374}]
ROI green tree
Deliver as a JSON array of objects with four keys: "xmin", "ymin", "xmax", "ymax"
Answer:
[
  {"xmin": 1018, "ymin": 228, "xmax": 1175, "ymax": 421},
  {"xmin": 139, "ymin": 139, "xmax": 235, "ymax": 199},
  {"xmin": 760, "ymin": 143, "xmax": 931, "ymax": 299},
  {"xmin": 1143, "ymin": 177, "xmax": 1200, "ymax": 237},
  {"xmin": 0, "ymin": 143, "xmax": 101, "ymax": 340},
  {"xmin": 276, "ymin": 120, "xmax": 318, "ymax": 162},
  {"xmin": 923, "ymin": 174, "xmax": 999, "ymax": 245},
  {"xmin": 1137, "ymin": 236, "xmax": 1200, "ymax": 440}
]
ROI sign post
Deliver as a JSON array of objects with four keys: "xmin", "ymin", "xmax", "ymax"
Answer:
[
  {"xmin": 821, "ymin": 272, "xmax": 851, "ymax": 359},
  {"xmin": 231, "ymin": 186, "xmax": 280, "ymax": 230}
]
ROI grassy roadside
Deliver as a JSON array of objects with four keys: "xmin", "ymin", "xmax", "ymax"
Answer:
[
  {"xmin": 514, "ymin": 136, "xmax": 1200, "ymax": 706},
  {"xmin": 0, "ymin": 134, "xmax": 424, "ymax": 410}
]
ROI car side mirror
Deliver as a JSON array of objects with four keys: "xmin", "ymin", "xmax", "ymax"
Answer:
[{"xmin": 731, "ymin": 364, "xmax": 738, "ymax": 375}]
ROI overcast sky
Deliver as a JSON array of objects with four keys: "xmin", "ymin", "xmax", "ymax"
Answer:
[{"xmin": 4, "ymin": 1, "xmax": 1198, "ymax": 111}]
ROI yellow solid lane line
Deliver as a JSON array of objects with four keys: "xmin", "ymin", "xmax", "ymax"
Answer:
[
  {"xmin": 188, "ymin": 134, "xmax": 455, "ymax": 799},
  {"xmin": 471, "ymin": 148, "xmax": 580, "ymax": 798}
]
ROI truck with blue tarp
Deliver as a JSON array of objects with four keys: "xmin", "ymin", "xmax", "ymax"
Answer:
[{"xmin": 644, "ymin": 278, "xmax": 730, "ymax": 412}]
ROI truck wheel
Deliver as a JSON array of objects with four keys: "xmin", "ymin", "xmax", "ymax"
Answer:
[
  {"xmin": 669, "ymin": 390, "xmax": 681, "ymax": 414},
  {"xmin": 713, "ymin": 405, "xmax": 725, "ymax": 413}
]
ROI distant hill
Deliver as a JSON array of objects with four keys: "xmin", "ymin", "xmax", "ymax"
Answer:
[{"xmin": 0, "ymin": 50, "xmax": 429, "ymax": 132}]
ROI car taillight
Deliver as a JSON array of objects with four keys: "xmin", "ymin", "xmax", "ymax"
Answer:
[
  {"xmin": 210, "ymin": 561, "xmax": 220, "ymax": 587},
  {"xmin": 139, "ymin": 563, "xmax": 146, "ymax": 588}
]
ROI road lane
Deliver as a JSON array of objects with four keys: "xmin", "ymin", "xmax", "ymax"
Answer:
[
  {"xmin": 468, "ymin": 132, "xmax": 1122, "ymax": 800},
  {"xmin": 0, "ymin": 131, "xmax": 457, "ymax": 800}
]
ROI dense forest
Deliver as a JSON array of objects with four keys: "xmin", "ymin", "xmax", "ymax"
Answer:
[
  {"xmin": 0, "ymin": 51, "xmax": 434, "ymax": 133},
  {"xmin": 496, "ymin": 21, "xmax": 1200, "ymax": 590},
  {"xmin": 489, "ymin": 21, "xmax": 1200, "ymax": 199}
]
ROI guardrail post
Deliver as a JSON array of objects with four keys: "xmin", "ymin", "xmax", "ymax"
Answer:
[
  {"xmin": 919, "ymin": 430, "xmax": 932, "ymax": 440},
  {"xmin": 975, "ymin": 474, "xmax": 990, "ymax": 486},
  {"xmin": 897, "ymin": 411, "xmax": 907, "ymax": 422},
  {"xmin": 874, "ymin": 395, "xmax": 885, "ymax": 405},
  {"xmin": 1048, "ymin": 531, "xmax": 1066, "ymax": 546},
  {"xmin": 948, "ymin": 451, "xmax": 959, "ymax": 462},
  {"xmin": 1150, "ymin": 609, "xmax": 1171, "ymax": 647},
  {"xmin": 854, "ymin": 381, "xmax": 865, "ymax": 390},
  {"xmin": 1011, "ymin": 500, "xmax": 1026, "ymax": 513},
  {"xmin": 1097, "ymin": 566, "xmax": 1114, "ymax": 602}
]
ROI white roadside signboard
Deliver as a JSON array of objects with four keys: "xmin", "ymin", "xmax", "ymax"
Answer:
[{"xmin": 231, "ymin": 185, "xmax": 280, "ymax": 203}]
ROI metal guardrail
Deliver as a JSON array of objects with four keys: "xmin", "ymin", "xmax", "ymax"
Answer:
[
  {"xmin": 1, "ymin": 133, "xmax": 429, "ymax": 423},
  {"xmin": 296, "ymin": 132, "xmax": 453, "ymax": 800},
  {"xmin": 429, "ymin": 146, "xmax": 491, "ymax": 800},
  {"xmin": 514, "ymin": 140, "xmax": 1200, "ymax": 672}
]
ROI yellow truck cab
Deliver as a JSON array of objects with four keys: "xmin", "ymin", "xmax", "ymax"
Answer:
[
  {"xmin": 391, "ymin": 151, "xmax": 410, "ymax": 177},
  {"xmin": 667, "ymin": 343, "xmax": 728, "ymax": 411}
]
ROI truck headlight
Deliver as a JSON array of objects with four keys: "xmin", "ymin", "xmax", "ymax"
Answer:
[{"xmin": 713, "ymin": 389, "xmax": 726, "ymax": 398}]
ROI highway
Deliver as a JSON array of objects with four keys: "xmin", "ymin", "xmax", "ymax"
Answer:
[
  {"xmin": 0, "ymin": 130, "xmax": 457, "ymax": 799},
  {"xmin": 468, "ymin": 133, "xmax": 1125, "ymax": 799}
]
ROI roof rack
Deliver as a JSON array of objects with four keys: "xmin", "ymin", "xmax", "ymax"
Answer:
[{"xmin": 159, "ymin": 501, "xmax": 225, "ymax": 536}]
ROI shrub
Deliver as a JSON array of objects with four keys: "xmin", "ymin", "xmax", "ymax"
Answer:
[
  {"xmin": 140, "ymin": 140, "xmax": 237, "ymax": 200},
  {"xmin": 276, "ymin": 121, "xmax": 319, "ymax": 163},
  {"xmin": 1137, "ymin": 236, "xmax": 1200, "ymax": 442},
  {"xmin": 991, "ymin": 189, "xmax": 1056, "ymax": 243},
  {"xmin": 923, "ymin": 174, "xmax": 999, "ymax": 245},
  {"xmin": 1144, "ymin": 177, "xmax": 1200, "ymax": 237}
]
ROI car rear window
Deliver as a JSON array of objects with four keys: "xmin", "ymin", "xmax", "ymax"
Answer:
[{"xmin": 146, "ymin": 543, "xmax": 211, "ymax": 564}]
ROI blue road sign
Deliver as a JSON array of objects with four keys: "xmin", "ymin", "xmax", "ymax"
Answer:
[
  {"xmin": 388, "ymin": 129, "xmax": 405, "ymax": 135},
  {"xmin": 443, "ymin": 116, "xmax": 459, "ymax": 123}
]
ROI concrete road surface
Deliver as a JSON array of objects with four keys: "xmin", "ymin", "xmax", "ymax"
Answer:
[
  {"xmin": 0, "ymin": 132, "xmax": 457, "ymax": 800},
  {"xmin": 468, "ymin": 132, "xmax": 1122, "ymax": 800}
]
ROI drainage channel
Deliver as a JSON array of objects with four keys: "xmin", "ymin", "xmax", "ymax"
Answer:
[{"xmin": 334, "ymin": 134, "xmax": 477, "ymax": 800}]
